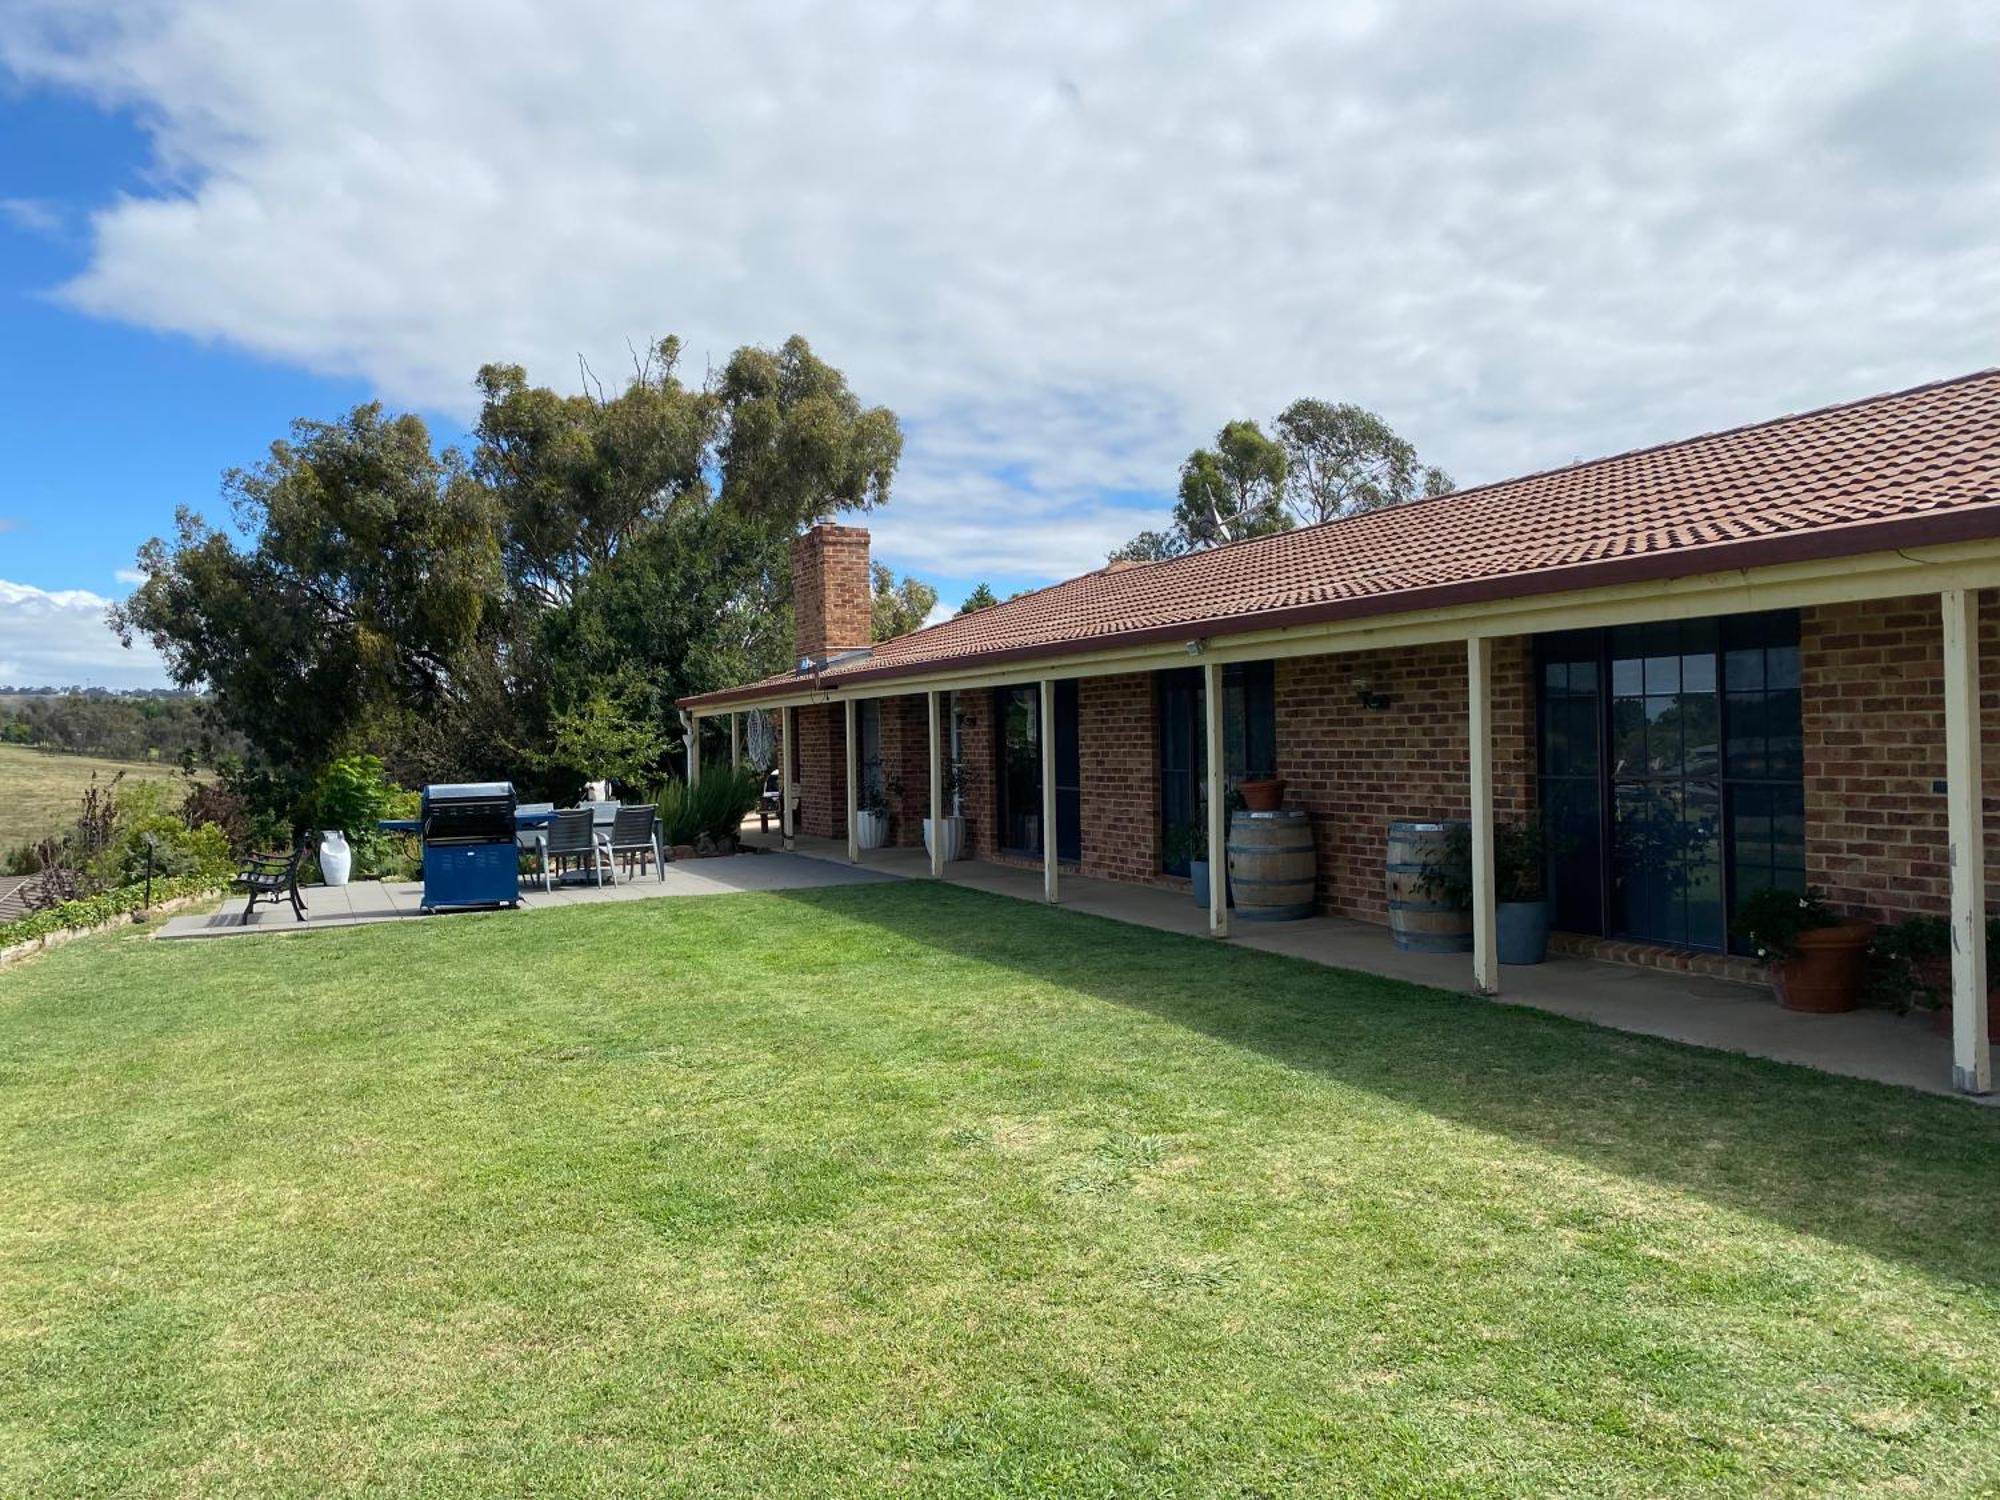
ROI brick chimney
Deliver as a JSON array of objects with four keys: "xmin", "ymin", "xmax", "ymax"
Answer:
[{"xmin": 792, "ymin": 522, "xmax": 872, "ymax": 664}]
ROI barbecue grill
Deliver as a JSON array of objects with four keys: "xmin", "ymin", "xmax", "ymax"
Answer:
[{"xmin": 415, "ymin": 781, "xmax": 519, "ymax": 912}]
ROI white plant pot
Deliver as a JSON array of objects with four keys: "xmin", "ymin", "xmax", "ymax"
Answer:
[
  {"xmin": 856, "ymin": 810, "xmax": 891, "ymax": 851},
  {"xmin": 922, "ymin": 814, "xmax": 966, "ymax": 863},
  {"xmin": 318, "ymin": 830, "xmax": 352, "ymax": 887}
]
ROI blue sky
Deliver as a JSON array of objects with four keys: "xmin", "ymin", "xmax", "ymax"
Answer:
[
  {"xmin": 3, "ymin": 2, "xmax": 1998, "ymax": 688},
  {"xmin": 0, "ymin": 92, "xmax": 383, "ymax": 685}
]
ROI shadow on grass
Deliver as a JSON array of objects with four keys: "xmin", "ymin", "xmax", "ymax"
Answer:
[{"xmin": 768, "ymin": 882, "xmax": 2000, "ymax": 1293}]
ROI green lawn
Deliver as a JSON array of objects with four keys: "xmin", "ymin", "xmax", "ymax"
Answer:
[{"xmin": 3, "ymin": 885, "xmax": 1998, "ymax": 1496}]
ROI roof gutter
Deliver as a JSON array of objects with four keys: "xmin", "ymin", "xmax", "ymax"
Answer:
[{"xmin": 678, "ymin": 504, "xmax": 2000, "ymax": 711}]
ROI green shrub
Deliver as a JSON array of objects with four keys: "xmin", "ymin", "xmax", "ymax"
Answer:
[
  {"xmin": 0, "ymin": 872, "xmax": 230, "ymax": 951},
  {"xmin": 656, "ymin": 767, "xmax": 761, "ymax": 847},
  {"xmin": 312, "ymin": 754, "xmax": 394, "ymax": 838},
  {"xmin": 349, "ymin": 784, "xmax": 420, "ymax": 879}
]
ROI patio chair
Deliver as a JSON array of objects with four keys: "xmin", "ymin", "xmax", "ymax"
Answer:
[
  {"xmin": 515, "ymin": 802, "xmax": 554, "ymax": 891},
  {"xmin": 589, "ymin": 799, "xmax": 620, "ymax": 828},
  {"xmin": 544, "ymin": 808, "xmax": 612, "ymax": 887},
  {"xmin": 606, "ymin": 803, "xmax": 664, "ymax": 881}
]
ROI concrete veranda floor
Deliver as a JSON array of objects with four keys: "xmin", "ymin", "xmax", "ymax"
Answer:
[{"xmin": 750, "ymin": 829, "xmax": 1990, "ymax": 1105}]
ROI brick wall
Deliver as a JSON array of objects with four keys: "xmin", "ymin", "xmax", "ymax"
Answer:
[
  {"xmin": 875, "ymin": 694, "xmax": 933, "ymax": 847},
  {"xmin": 956, "ymin": 689, "xmax": 999, "ymax": 860},
  {"xmin": 1078, "ymin": 673, "xmax": 1160, "ymax": 883},
  {"xmin": 792, "ymin": 524, "xmax": 872, "ymax": 662},
  {"xmin": 1275, "ymin": 639, "xmax": 1534, "ymax": 921},
  {"xmin": 795, "ymin": 702, "xmax": 845, "ymax": 840},
  {"xmin": 1802, "ymin": 590, "xmax": 2000, "ymax": 922}
]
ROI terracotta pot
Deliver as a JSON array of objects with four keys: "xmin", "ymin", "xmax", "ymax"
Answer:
[
  {"xmin": 1771, "ymin": 921, "xmax": 1875, "ymax": 1013},
  {"xmin": 1238, "ymin": 777, "xmax": 1286, "ymax": 812}
]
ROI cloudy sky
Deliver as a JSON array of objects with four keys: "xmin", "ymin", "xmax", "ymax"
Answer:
[{"xmin": 1, "ymin": 0, "xmax": 1997, "ymax": 688}]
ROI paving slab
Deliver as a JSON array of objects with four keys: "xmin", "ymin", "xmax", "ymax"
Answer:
[{"xmin": 155, "ymin": 852, "xmax": 897, "ymax": 943}]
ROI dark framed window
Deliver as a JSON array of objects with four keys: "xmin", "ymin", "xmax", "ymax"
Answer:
[
  {"xmin": 856, "ymin": 700, "xmax": 883, "ymax": 806},
  {"xmin": 993, "ymin": 684, "xmax": 1079, "ymax": 859},
  {"xmin": 1537, "ymin": 631, "xmax": 1604, "ymax": 937},
  {"xmin": 1720, "ymin": 611, "xmax": 1806, "ymax": 921},
  {"xmin": 1534, "ymin": 610, "xmax": 1802, "ymax": 954},
  {"xmin": 996, "ymin": 686, "xmax": 1041, "ymax": 854},
  {"xmin": 1157, "ymin": 661, "xmax": 1276, "ymax": 876}
]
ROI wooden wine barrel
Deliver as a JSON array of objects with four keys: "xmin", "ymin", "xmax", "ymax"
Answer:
[
  {"xmin": 1225, "ymin": 810, "xmax": 1317, "ymax": 921},
  {"xmin": 1385, "ymin": 821, "xmax": 1473, "ymax": 953}
]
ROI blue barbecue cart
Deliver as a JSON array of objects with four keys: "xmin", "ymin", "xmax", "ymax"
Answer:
[{"xmin": 378, "ymin": 782, "xmax": 553, "ymax": 913}]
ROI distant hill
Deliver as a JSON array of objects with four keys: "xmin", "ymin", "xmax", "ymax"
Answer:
[{"xmin": 0, "ymin": 691, "xmax": 237, "ymax": 767}]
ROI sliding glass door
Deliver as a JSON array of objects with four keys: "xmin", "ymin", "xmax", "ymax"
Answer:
[
  {"xmin": 994, "ymin": 684, "xmax": 1079, "ymax": 859},
  {"xmin": 1536, "ymin": 611, "xmax": 1802, "ymax": 954},
  {"xmin": 1156, "ymin": 662, "xmax": 1276, "ymax": 876}
]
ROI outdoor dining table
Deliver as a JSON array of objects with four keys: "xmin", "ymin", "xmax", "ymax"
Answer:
[{"xmin": 375, "ymin": 810, "xmax": 556, "ymax": 835}]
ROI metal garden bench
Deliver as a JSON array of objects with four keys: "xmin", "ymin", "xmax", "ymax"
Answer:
[{"xmin": 235, "ymin": 840, "xmax": 308, "ymax": 925}]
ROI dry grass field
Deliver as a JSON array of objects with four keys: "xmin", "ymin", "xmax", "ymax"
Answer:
[{"xmin": 0, "ymin": 745, "xmax": 192, "ymax": 854}]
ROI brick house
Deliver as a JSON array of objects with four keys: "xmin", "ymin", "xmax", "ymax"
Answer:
[{"xmin": 682, "ymin": 372, "xmax": 2000, "ymax": 1096}]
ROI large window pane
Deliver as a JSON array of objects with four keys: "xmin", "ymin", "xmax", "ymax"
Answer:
[{"xmin": 998, "ymin": 686, "xmax": 1041, "ymax": 854}]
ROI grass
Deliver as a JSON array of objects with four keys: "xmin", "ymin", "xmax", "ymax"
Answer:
[
  {"xmin": 2, "ymin": 884, "xmax": 1998, "ymax": 1496},
  {"xmin": 0, "ymin": 744, "xmax": 193, "ymax": 854}
]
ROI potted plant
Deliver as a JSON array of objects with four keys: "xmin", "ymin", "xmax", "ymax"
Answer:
[
  {"xmin": 1871, "ymin": 914, "xmax": 2000, "ymax": 1041},
  {"xmin": 856, "ymin": 770, "xmax": 898, "ymax": 851},
  {"xmin": 922, "ymin": 758, "xmax": 967, "ymax": 863},
  {"xmin": 1494, "ymin": 818, "xmax": 1548, "ymax": 965},
  {"xmin": 1731, "ymin": 886, "xmax": 1875, "ymax": 1013},
  {"xmin": 1238, "ymin": 776, "xmax": 1287, "ymax": 813},
  {"xmin": 1165, "ymin": 821, "xmax": 1227, "ymax": 908}
]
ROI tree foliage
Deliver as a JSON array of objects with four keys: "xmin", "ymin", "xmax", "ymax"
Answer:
[
  {"xmin": 1105, "ymin": 531, "xmax": 1189, "ymax": 564},
  {"xmin": 115, "ymin": 335, "xmax": 901, "ymax": 822},
  {"xmin": 871, "ymin": 563, "xmax": 938, "ymax": 641},
  {"xmin": 1112, "ymin": 400, "xmax": 1449, "ymax": 559},
  {"xmin": 1274, "ymin": 398, "xmax": 1453, "ymax": 524},
  {"xmin": 113, "ymin": 404, "xmax": 503, "ymax": 780},
  {"xmin": 535, "ymin": 679, "xmax": 668, "ymax": 790},
  {"xmin": 957, "ymin": 582, "xmax": 1000, "ymax": 614},
  {"xmin": 1172, "ymin": 419, "xmax": 1290, "ymax": 548}
]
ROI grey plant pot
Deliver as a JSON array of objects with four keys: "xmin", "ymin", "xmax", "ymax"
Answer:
[
  {"xmin": 1497, "ymin": 899, "xmax": 1550, "ymax": 965},
  {"xmin": 1189, "ymin": 859, "xmax": 1232, "ymax": 910}
]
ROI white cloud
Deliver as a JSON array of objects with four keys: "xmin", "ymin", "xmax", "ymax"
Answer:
[
  {"xmin": 113, "ymin": 567, "xmax": 146, "ymax": 584},
  {"xmin": 0, "ymin": 580, "xmax": 169, "ymax": 689},
  {"xmin": 0, "ymin": 196, "xmax": 62, "ymax": 235},
  {"xmin": 4, "ymin": 1, "xmax": 2000, "ymax": 588}
]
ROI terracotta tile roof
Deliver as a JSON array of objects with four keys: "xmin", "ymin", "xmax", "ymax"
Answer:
[{"xmin": 685, "ymin": 369, "xmax": 2000, "ymax": 708}]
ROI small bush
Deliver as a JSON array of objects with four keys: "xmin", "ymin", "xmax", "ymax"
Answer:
[
  {"xmin": 656, "ymin": 767, "xmax": 761, "ymax": 847},
  {"xmin": 1731, "ymin": 886, "xmax": 1841, "ymax": 966}
]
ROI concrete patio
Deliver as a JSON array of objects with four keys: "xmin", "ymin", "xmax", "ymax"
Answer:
[
  {"xmin": 749, "ymin": 829, "xmax": 1988, "ymax": 1105},
  {"xmin": 155, "ymin": 849, "xmax": 897, "ymax": 940}
]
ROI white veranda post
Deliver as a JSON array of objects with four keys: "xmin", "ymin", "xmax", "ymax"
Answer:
[
  {"xmin": 687, "ymin": 712, "xmax": 701, "ymax": 788},
  {"xmin": 928, "ymin": 690, "xmax": 946, "ymax": 879},
  {"xmin": 730, "ymin": 713, "xmax": 742, "ymax": 772},
  {"xmin": 1468, "ymin": 637, "xmax": 1498, "ymax": 995},
  {"xmin": 780, "ymin": 705, "xmax": 796, "ymax": 851},
  {"xmin": 1203, "ymin": 658, "xmax": 1229, "ymax": 937},
  {"xmin": 1942, "ymin": 589, "xmax": 1992, "ymax": 1095},
  {"xmin": 1040, "ymin": 679, "xmax": 1059, "ymax": 903},
  {"xmin": 845, "ymin": 698, "xmax": 860, "ymax": 865}
]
